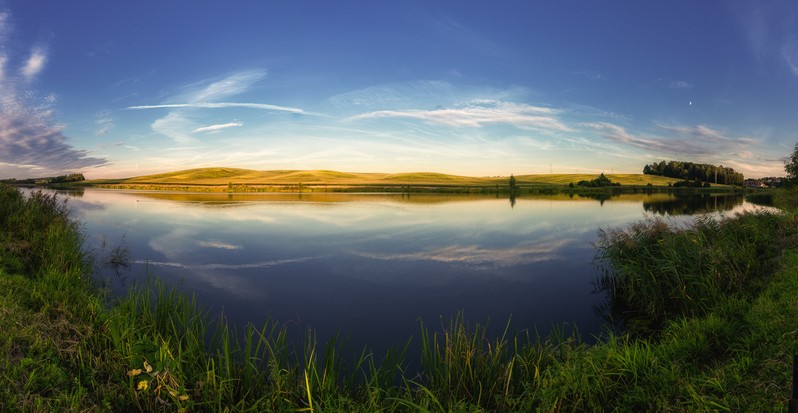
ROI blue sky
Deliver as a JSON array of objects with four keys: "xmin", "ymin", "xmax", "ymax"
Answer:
[{"xmin": 0, "ymin": 1, "xmax": 796, "ymax": 179}]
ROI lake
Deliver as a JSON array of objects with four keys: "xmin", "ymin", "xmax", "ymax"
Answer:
[{"xmin": 31, "ymin": 188, "xmax": 767, "ymax": 356}]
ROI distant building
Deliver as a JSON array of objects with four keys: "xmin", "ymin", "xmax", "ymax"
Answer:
[
  {"xmin": 761, "ymin": 177, "xmax": 784, "ymax": 188},
  {"xmin": 744, "ymin": 179, "xmax": 767, "ymax": 188}
]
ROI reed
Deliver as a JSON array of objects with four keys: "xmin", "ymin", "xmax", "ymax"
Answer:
[{"xmin": 595, "ymin": 211, "xmax": 789, "ymax": 336}]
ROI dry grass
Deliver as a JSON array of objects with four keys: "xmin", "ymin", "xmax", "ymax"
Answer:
[{"xmin": 88, "ymin": 167, "xmax": 681, "ymax": 187}]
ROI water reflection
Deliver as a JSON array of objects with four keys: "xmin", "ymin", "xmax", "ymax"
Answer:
[
  {"xmin": 642, "ymin": 193, "xmax": 744, "ymax": 216},
  {"xmin": 24, "ymin": 188, "xmax": 768, "ymax": 355}
]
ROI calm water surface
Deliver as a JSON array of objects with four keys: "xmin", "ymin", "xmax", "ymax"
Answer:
[{"xmin": 37, "ymin": 188, "xmax": 768, "ymax": 354}]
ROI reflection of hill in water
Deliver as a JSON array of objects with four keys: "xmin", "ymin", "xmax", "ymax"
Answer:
[
  {"xmin": 91, "ymin": 190, "xmax": 743, "ymax": 213},
  {"xmin": 125, "ymin": 192, "xmax": 504, "ymax": 206},
  {"xmin": 642, "ymin": 194, "xmax": 744, "ymax": 216},
  {"xmin": 125, "ymin": 191, "xmax": 679, "ymax": 207}
]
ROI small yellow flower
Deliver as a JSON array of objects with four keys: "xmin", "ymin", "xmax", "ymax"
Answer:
[
  {"xmin": 137, "ymin": 380, "xmax": 149, "ymax": 391},
  {"xmin": 179, "ymin": 394, "xmax": 189, "ymax": 401},
  {"xmin": 143, "ymin": 360, "xmax": 153, "ymax": 373},
  {"xmin": 127, "ymin": 369, "xmax": 142, "ymax": 377}
]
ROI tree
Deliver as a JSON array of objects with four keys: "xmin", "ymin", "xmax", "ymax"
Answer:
[
  {"xmin": 786, "ymin": 143, "xmax": 798, "ymax": 186},
  {"xmin": 509, "ymin": 174, "xmax": 517, "ymax": 189}
]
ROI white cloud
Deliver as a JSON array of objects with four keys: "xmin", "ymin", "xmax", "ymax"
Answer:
[
  {"xmin": 349, "ymin": 100, "xmax": 571, "ymax": 132},
  {"xmin": 21, "ymin": 46, "xmax": 47, "ymax": 81},
  {"xmin": 129, "ymin": 102, "xmax": 308, "ymax": 114},
  {"xmin": 95, "ymin": 111, "xmax": 115, "ymax": 136},
  {"xmin": 669, "ymin": 80, "xmax": 693, "ymax": 89},
  {"xmin": 192, "ymin": 122, "xmax": 243, "ymax": 133},
  {"xmin": 582, "ymin": 121, "xmax": 783, "ymax": 176},
  {"xmin": 574, "ymin": 70, "xmax": 605, "ymax": 80},
  {"xmin": 0, "ymin": 55, "xmax": 6, "ymax": 83},
  {"xmin": 197, "ymin": 240, "xmax": 242, "ymax": 250},
  {"xmin": 151, "ymin": 112, "xmax": 196, "ymax": 143},
  {"xmin": 583, "ymin": 122, "xmax": 675, "ymax": 153},
  {"xmin": 356, "ymin": 239, "xmax": 572, "ymax": 270},
  {"xmin": 782, "ymin": 37, "xmax": 798, "ymax": 77},
  {"xmin": 734, "ymin": 1, "xmax": 798, "ymax": 77},
  {"xmin": 656, "ymin": 124, "xmax": 756, "ymax": 145},
  {"xmin": 188, "ymin": 69, "xmax": 266, "ymax": 103},
  {"xmin": 0, "ymin": 12, "xmax": 105, "ymax": 178},
  {"xmin": 130, "ymin": 70, "xmax": 319, "ymax": 143},
  {"xmin": 0, "ymin": 12, "xmax": 10, "ymax": 47}
]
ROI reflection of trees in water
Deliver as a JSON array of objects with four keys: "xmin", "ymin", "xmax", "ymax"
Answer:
[
  {"xmin": 54, "ymin": 188, "xmax": 85, "ymax": 198},
  {"xmin": 642, "ymin": 194, "xmax": 744, "ymax": 216}
]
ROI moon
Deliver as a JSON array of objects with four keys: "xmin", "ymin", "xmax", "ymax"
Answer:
[{"xmin": 689, "ymin": 101, "xmax": 692, "ymax": 106}]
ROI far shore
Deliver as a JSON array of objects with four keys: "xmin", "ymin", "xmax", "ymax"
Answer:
[{"xmin": 9, "ymin": 167, "xmax": 753, "ymax": 193}]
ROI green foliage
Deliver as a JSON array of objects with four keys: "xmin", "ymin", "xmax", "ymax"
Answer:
[
  {"xmin": 509, "ymin": 174, "xmax": 517, "ymax": 189},
  {"xmin": 644, "ymin": 160, "xmax": 744, "ymax": 186},
  {"xmin": 784, "ymin": 142, "xmax": 798, "ymax": 186},
  {"xmin": 672, "ymin": 179, "xmax": 708, "ymax": 188},
  {"xmin": 1, "ymin": 173, "xmax": 85, "ymax": 185},
  {"xmin": 577, "ymin": 172, "xmax": 618, "ymax": 187}
]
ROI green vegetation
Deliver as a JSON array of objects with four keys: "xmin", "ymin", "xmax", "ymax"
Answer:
[
  {"xmin": 575, "ymin": 172, "xmax": 619, "ymax": 187},
  {"xmin": 644, "ymin": 160, "xmax": 744, "ymax": 186},
  {"xmin": 3, "ymin": 182, "xmax": 798, "ymax": 411},
  {"xmin": 672, "ymin": 179, "xmax": 711, "ymax": 188},
  {"xmin": 0, "ymin": 173, "xmax": 85, "ymax": 185},
  {"xmin": 785, "ymin": 142, "xmax": 798, "ymax": 187}
]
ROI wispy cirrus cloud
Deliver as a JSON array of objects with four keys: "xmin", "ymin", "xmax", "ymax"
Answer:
[
  {"xmin": 583, "ymin": 121, "xmax": 783, "ymax": 176},
  {"xmin": 584, "ymin": 122, "xmax": 679, "ymax": 153},
  {"xmin": 584, "ymin": 122, "xmax": 758, "ymax": 157},
  {"xmin": 669, "ymin": 80, "xmax": 693, "ymax": 89},
  {"xmin": 130, "ymin": 102, "xmax": 307, "ymax": 113},
  {"xmin": 357, "ymin": 239, "xmax": 572, "ymax": 270},
  {"xmin": 193, "ymin": 122, "xmax": 243, "ymax": 134},
  {"xmin": 130, "ymin": 70, "xmax": 316, "ymax": 143},
  {"xmin": 574, "ymin": 70, "xmax": 605, "ymax": 80},
  {"xmin": 349, "ymin": 99, "xmax": 571, "ymax": 132},
  {"xmin": 656, "ymin": 124, "xmax": 757, "ymax": 145},
  {"xmin": 185, "ymin": 70, "xmax": 265, "ymax": 103},
  {"xmin": 95, "ymin": 110, "xmax": 115, "ymax": 136},
  {"xmin": 197, "ymin": 240, "xmax": 242, "ymax": 250},
  {"xmin": 0, "ymin": 10, "xmax": 106, "ymax": 178},
  {"xmin": 733, "ymin": 0, "xmax": 798, "ymax": 77}
]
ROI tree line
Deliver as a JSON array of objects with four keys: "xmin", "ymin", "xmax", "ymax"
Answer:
[
  {"xmin": 643, "ymin": 161, "xmax": 744, "ymax": 186},
  {"xmin": 0, "ymin": 173, "xmax": 86, "ymax": 185}
]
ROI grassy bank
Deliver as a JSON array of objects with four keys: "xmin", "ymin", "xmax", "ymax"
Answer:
[{"xmin": 1, "ymin": 184, "xmax": 797, "ymax": 411}]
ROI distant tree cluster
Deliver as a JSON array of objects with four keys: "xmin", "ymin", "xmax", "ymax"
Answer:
[
  {"xmin": 0, "ymin": 173, "xmax": 85, "ymax": 185},
  {"xmin": 574, "ymin": 173, "xmax": 619, "ymax": 187},
  {"xmin": 643, "ymin": 161, "xmax": 744, "ymax": 186}
]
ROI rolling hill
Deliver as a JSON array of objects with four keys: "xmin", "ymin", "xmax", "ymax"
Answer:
[{"xmin": 89, "ymin": 167, "xmax": 681, "ymax": 187}]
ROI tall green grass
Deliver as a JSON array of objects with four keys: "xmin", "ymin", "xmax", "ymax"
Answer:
[{"xmin": 595, "ymin": 211, "xmax": 791, "ymax": 336}]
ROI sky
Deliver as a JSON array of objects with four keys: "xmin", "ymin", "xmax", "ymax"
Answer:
[{"xmin": 0, "ymin": 1, "xmax": 797, "ymax": 179}]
